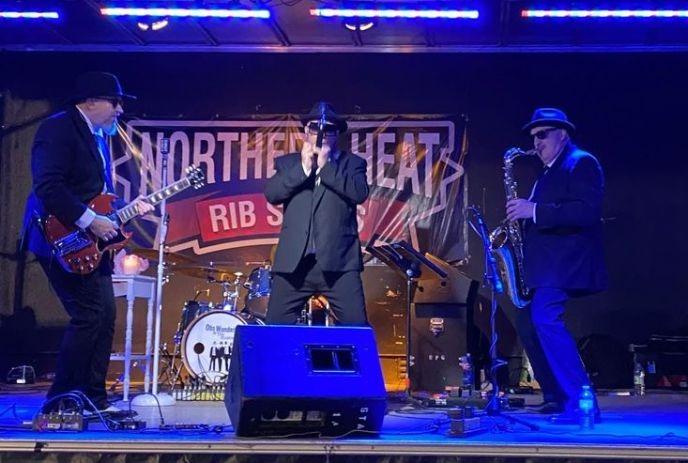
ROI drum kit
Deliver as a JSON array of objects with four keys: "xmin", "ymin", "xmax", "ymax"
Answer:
[{"xmin": 133, "ymin": 248, "xmax": 273, "ymax": 387}]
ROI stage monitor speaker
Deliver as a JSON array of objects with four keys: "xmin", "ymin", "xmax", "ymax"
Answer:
[{"xmin": 226, "ymin": 325, "xmax": 387, "ymax": 437}]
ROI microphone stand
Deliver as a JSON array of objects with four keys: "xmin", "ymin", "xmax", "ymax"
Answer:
[
  {"xmin": 132, "ymin": 138, "xmax": 176, "ymax": 407},
  {"xmin": 468, "ymin": 206, "xmax": 538, "ymax": 430}
]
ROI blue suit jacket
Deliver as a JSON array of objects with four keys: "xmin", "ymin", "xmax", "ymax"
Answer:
[
  {"xmin": 265, "ymin": 151, "xmax": 368, "ymax": 273},
  {"xmin": 523, "ymin": 143, "xmax": 608, "ymax": 294}
]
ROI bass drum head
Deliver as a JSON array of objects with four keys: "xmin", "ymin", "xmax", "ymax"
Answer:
[{"xmin": 181, "ymin": 310, "xmax": 264, "ymax": 385}]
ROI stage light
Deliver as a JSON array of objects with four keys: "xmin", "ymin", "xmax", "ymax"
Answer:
[
  {"xmin": 137, "ymin": 18, "xmax": 169, "ymax": 31},
  {"xmin": 344, "ymin": 20, "xmax": 375, "ymax": 31},
  {"xmin": 0, "ymin": 11, "xmax": 59, "ymax": 19},
  {"xmin": 521, "ymin": 9, "xmax": 688, "ymax": 19},
  {"xmin": 310, "ymin": 8, "xmax": 479, "ymax": 20},
  {"xmin": 101, "ymin": 7, "xmax": 270, "ymax": 19}
]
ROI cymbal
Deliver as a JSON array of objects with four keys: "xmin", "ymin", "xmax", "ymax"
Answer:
[
  {"xmin": 173, "ymin": 265, "xmax": 238, "ymax": 280},
  {"xmin": 130, "ymin": 248, "xmax": 198, "ymax": 266}
]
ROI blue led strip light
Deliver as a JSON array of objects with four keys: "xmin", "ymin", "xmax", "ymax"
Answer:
[
  {"xmin": 522, "ymin": 10, "xmax": 688, "ymax": 18},
  {"xmin": 101, "ymin": 7, "xmax": 270, "ymax": 19},
  {"xmin": 310, "ymin": 8, "xmax": 479, "ymax": 19},
  {"xmin": 0, "ymin": 11, "xmax": 59, "ymax": 19}
]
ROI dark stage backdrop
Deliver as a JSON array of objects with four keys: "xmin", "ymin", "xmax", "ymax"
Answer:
[{"xmin": 1, "ymin": 52, "xmax": 687, "ymax": 371}]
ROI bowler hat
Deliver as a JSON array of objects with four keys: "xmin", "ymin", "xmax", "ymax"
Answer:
[
  {"xmin": 301, "ymin": 101, "xmax": 347, "ymax": 133},
  {"xmin": 522, "ymin": 107, "xmax": 575, "ymax": 134},
  {"xmin": 71, "ymin": 71, "xmax": 136, "ymax": 102}
]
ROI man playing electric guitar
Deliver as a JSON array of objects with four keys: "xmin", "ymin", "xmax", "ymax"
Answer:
[{"xmin": 24, "ymin": 72, "xmax": 154, "ymax": 414}]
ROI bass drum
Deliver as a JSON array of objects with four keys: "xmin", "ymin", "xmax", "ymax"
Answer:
[{"xmin": 181, "ymin": 310, "xmax": 264, "ymax": 384}]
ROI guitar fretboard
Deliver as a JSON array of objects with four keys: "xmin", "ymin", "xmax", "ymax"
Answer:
[{"xmin": 117, "ymin": 177, "xmax": 192, "ymax": 223}]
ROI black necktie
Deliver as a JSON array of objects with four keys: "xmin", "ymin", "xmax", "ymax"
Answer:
[{"xmin": 94, "ymin": 133, "xmax": 115, "ymax": 193}]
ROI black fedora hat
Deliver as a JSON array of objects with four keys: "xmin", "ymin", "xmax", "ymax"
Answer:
[
  {"xmin": 71, "ymin": 71, "xmax": 136, "ymax": 102},
  {"xmin": 522, "ymin": 107, "xmax": 575, "ymax": 134},
  {"xmin": 301, "ymin": 101, "xmax": 348, "ymax": 133}
]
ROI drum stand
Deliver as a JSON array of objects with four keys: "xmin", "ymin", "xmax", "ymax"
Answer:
[
  {"xmin": 132, "ymin": 140, "xmax": 176, "ymax": 407},
  {"xmin": 217, "ymin": 273, "xmax": 243, "ymax": 312},
  {"xmin": 158, "ymin": 342, "xmax": 184, "ymax": 390}
]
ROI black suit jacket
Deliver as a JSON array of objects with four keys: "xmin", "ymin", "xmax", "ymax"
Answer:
[
  {"xmin": 265, "ymin": 151, "xmax": 369, "ymax": 273},
  {"xmin": 24, "ymin": 107, "xmax": 110, "ymax": 258},
  {"xmin": 523, "ymin": 143, "xmax": 607, "ymax": 294}
]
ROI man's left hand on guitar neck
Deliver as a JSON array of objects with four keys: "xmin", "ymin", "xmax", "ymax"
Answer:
[{"xmin": 131, "ymin": 195, "xmax": 155, "ymax": 217}]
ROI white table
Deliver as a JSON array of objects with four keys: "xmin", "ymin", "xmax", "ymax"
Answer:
[{"xmin": 111, "ymin": 274, "xmax": 156, "ymax": 401}]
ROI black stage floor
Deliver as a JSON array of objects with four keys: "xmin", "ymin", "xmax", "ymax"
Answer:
[{"xmin": 1, "ymin": 384, "xmax": 687, "ymax": 461}]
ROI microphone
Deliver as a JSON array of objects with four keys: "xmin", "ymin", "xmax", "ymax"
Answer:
[
  {"xmin": 315, "ymin": 102, "xmax": 327, "ymax": 150},
  {"xmin": 160, "ymin": 137, "xmax": 170, "ymax": 155},
  {"xmin": 469, "ymin": 207, "xmax": 504, "ymax": 294}
]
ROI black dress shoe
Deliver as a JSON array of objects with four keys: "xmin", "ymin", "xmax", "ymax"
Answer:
[
  {"xmin": 548, "ymin": 409, "xmax": 601, "ymax": 425},
  {"xmin": 529, "ymin": 401, "xmax": 565, "ymax": 414}
]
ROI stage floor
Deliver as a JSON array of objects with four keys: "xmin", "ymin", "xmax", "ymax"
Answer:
[{"xmin": 1, "ymin": 385, "xmax": 687, "ymax": 460}]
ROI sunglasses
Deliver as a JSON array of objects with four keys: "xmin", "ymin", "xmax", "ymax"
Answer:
[
  {"xmin": 99, "ymin": 96, "xmax": 124, "ymax": 108},
  {"xmin": 532, "ymin": 128, "xmax": 558, "ymax": 140},
  {"xmin": 306, "ymin": 122, "xmax": 339, "ymax": 136}
]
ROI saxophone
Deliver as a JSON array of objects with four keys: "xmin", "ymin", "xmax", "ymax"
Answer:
[{"xmin": 489, "ymin": 147, "xmax": 537, "ymax": 308}]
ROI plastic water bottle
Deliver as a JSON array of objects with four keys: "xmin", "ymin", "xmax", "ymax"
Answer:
[
  {"xmin": 633, "ymin": 362, "xmax": 646, "ymax": 396},
  {"xmin": 578, "ymin": 385, "xmax": 595, "ymax": 430}
]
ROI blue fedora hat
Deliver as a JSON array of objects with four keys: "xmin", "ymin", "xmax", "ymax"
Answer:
[{"xmin": 522, "ymin": 107, "xmax": 575, "ymax": 134}]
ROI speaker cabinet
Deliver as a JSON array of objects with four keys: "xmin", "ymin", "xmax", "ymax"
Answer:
[{"xmin": 226, "ymin": 325, "xmax": 387, "ymax": 437}]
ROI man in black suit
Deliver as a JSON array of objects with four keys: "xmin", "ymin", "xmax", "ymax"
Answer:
[
  {"xmin": 506, "ymin": 108, "xmax": 607, "ymax": 423},
  {"xmin": 24, "ymin": 72, "xmax": 153, "ymax": 413},
  {"xmin": 264, "ymin": 102, "xmax": 369, "ymax": 325}
]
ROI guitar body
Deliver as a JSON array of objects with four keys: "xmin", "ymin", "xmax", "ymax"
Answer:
[
  {"xmin": 43, "ymin": 193, "xmax": 132, "ymax": 274},
  {"xmin": 41, "ymin": 165, "xmax": 205, "ymax": 275}
]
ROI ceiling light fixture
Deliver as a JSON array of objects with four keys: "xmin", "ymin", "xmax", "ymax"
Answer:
[
  {"xmin": 344, "ymin": 20, "xmax": 375, "ymax": 31},
  {"xmin": 101, "ymin": 7, "xmax": 270, "ymax": 19},
  {"xmin": 137, "ymin": 18, "xmax": 169, "ymax": 31},
  {"xmin": 522, "ymin": 9, "xmax": 688, "ymax": 19},
  {"xmin": 311, "ymin": 8, "xmax": 479, "ymax": 20},
  {"xmin": 0, "ymin": 11, "xmax": 59, "ymax": 19}
]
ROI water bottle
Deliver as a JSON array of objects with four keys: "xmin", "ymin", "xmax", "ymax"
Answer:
[
  {"xmin": 578, "ymin": 385, "xmax": 595, "ymax": 430},
  {"xmin": 633, "ymin": 362, "xmax": 646, "ymax": 396}
]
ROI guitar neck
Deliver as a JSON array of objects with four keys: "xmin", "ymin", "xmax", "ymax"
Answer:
[{"xmin": 116, "ymin": 177, "xmax": 192, "ymax": 224}]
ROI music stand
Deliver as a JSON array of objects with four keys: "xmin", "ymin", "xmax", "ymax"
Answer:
[{"xmin": 366, "ymin": 237, "xmax": 446, "ymax": 398}]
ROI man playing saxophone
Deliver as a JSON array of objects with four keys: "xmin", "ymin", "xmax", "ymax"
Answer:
[{"xmin": 506, "ymin": 108, "xmax": 607, "ymax": 424}]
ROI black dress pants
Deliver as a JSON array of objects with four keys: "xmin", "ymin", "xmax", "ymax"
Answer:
[
  {"xmin": 266, "ymin": 255, "xmax": 367, "ymax": 326},
  {"xmin": 39, "ymin": 256, "xmax": 116, "ymax": 407}
]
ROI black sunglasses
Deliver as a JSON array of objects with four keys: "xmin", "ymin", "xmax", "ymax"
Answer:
[
  {"xmin": 306, "ymin": 122, "xmax": 339, "ymax": 136},
  {"xmin": 99, "ymin": 96, "xmax": 124, "ymax": 108},
  {"xmin": 532, "ymin": 128, "xmax": 558, "ymax": 140}
]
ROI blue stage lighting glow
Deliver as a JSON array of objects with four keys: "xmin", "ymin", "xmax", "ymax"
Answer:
[
  {"xmin": 310, "ymin": 8, "xmax": 479, "ymax": 19},
  {"xmin": 101, "ymin": 7, "xmax": 270, "ymax": 19},
  {"xmin": 0, "ymin": 11, "xmax": 59, "ymax": 19},
  {"xmin": 522, "ymin": 9, "xmax": 688, "ymax": 18}
]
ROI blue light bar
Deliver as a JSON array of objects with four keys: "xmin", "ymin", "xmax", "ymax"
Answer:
[
  {"xmin": 101, "ymin": 7, "xmax": 270, "ymax": 19},
  {"xmin": 310, "ymin": 8, "xmax": 479, "ymax": 19},
  {"xmin": 0, "ymin": 11, "xmax": 59, "ymax": 19},
  {"xmin": 522, "ymin": 10, "xmax": 688, "ymax": 18}
]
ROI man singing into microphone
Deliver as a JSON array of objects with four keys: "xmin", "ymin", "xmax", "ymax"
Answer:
[{"xmin": 264, "ymin": 102, "xmax": 369, "ymax": 325}]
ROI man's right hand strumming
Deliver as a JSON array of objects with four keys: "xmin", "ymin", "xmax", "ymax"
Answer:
[{"xmin": 89, "ymin": 215, "xmax": 119, "ymax": 241}]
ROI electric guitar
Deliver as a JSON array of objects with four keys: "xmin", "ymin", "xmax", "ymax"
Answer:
[{"xmin": 41, "ymin": 165, "xmax": 205, "ymax": 274}]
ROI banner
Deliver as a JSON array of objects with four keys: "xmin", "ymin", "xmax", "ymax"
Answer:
[{"xmin": 114, "ymin": 114, "xmax": 468, "ymax": 265}]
